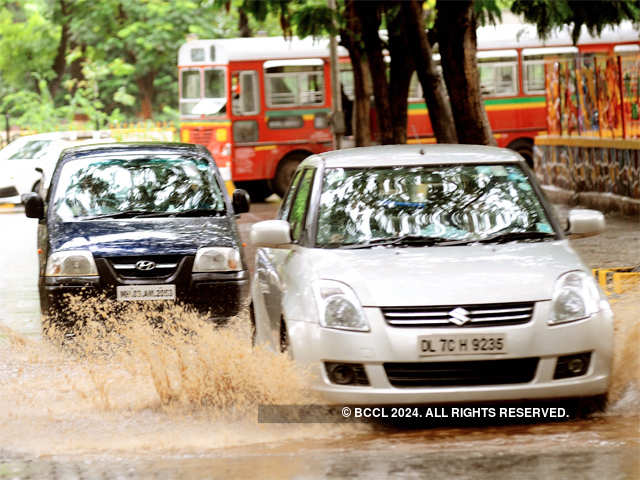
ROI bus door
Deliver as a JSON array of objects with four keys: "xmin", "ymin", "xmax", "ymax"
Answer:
[{"xmin": 230, "ymin": 69, "xmax": 262, "ymax": 182}]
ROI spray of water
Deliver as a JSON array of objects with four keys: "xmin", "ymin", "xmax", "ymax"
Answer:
[
  {"xmin": 608, "ymin": 287, "xmax": 640, "ymax": 412},
  {"xmin": 0, "ymin": 298, "xmax": 358, "ymax": 457}
]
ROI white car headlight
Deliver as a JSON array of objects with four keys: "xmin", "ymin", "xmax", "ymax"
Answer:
[
  {"xmin": 193, "ymin": 247, "xmax": 242, "ymax": 272},
  {"xmin": 45, "ymin": 250, "xmax": 98, "ymax": 276},
  {"xmin": 549, "ymin": 271, "xmax": 600, "ymax": 325},
  {"xmin": 314, "ymin": 279, "xmax": 369, "ymax": 332}
]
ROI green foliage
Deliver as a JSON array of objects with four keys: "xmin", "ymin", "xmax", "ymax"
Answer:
[
  {"xmin": 0, "ymin": 4, "xmax": 59, "ymax": 92},
  {"xmin": 512, "ymin": 0, "xmax": 640, "ymax": 43},
  {"xmin": 474, "ymin": 0, "xmax": 503, "ymax": 26},
  {"xmin": 291, "ymin": 4, "xmax": 337, "ymax": 39}
]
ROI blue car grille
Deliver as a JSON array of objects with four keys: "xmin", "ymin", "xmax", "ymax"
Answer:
[{"xmin": 107, "ymin": 255, "xmax": 183, "ymax": 279}]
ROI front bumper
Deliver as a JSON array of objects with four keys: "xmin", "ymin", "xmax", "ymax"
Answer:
[
  {"xmin": 39, "ymin": 256, "xmax": 249, "ymax": 320},
  {"xmin": 286, "ymin": 302, "xmax": 613, "ymax": 405}
]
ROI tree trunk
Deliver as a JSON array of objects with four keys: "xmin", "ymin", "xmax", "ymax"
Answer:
[
  {"xmin": 385, "ymin": 4, "xmax": 413, "ymax": 144},
  {"xmin": 341, "ymin": 0, "xmax": 371, "ymax": 146},
  {"xmin": 403, "ymin": 0, "xmax": 457, "ymax": 143},
  {"xmin": 136, "ymin": 72, "xmax": 155, "ymax": 119},
  {"xmin": 238, "ymin": 10, "xmax": 252, "ymax": 37},
  {"xmin": 49, "ymin": 0, "xmax": 71, "ymax": 99},
  {"xmin": 354, "ymin": 1, "xmax": 394, "ymax": 145},
  {"xmin": 435, "ymin": 0, "xmax": 495, "ymax": 145}
]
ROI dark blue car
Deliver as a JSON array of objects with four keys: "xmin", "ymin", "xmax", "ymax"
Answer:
[{"xmin": 23, "ymin": 142, "xmax": 250, "ymax": 325}]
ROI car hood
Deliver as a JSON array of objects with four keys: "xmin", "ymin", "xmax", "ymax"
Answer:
[
  {"xmin": 49, "ymin": 217, "xmax": 238, "ymax": 257},
  {"xmin": 303, "ymin": 241, "xmax": 587, "ymax": 306}
]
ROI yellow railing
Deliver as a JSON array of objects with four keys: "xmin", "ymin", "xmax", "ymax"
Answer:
[{"xmin": 593, "ymin": 266, "xmax": 640, "ymax": 297}]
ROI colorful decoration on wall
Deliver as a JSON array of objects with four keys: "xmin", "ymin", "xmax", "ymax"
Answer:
[{"xmin": 545, "ymin": 52, "xmax": 639, "ymax": 139}]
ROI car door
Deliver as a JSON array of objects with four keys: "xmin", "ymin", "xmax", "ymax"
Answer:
[{"xmin": 255, "ymin": 167, "xmax": 315, "ymax": 348}]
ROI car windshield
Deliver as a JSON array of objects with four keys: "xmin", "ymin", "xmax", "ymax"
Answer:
[
  {"xmin": 316, "ymin": 164, "xmax": 554, "ymax": 247},
  {"xmin": 50, "ymin": 154, "xmax": 226, "ymax": 221},
  {"xmin": 7, "ymin": 140, "xmax": 53, "ymax": 160}
]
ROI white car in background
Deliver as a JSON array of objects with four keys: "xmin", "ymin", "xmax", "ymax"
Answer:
[
  {"xmin": 0, "ymin": 131, "xmax": 113, "ymax": 203},
  {"xmin": 250, "ymin": 145, "xmax": 612, "ymax": 408}
]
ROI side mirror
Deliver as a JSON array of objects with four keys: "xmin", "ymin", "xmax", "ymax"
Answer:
[
  {"xmin": 250, "ymin": 220, "xmax": 292, "ymax": 247},
  {"xmin": 567, "ymin": 209, "xmax": 605, "ymax": 237},
  {"xmin": 0, "ymin": 185, "xmax": 19, "ymax": 198},
  {"xmin": 232, "ymin": 188, "xmax": 250, "ymax": 214},
  {"xmin": 23, "ymin": 192, "xmax": 45, "ymax": 219}
]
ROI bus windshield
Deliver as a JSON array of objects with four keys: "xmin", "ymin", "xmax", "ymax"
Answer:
[{"xmin": 180, "ymin": 68, "xmax": 227, "ymax": 116}]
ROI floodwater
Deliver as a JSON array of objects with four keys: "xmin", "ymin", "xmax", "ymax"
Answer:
[{"xmin": 0, "ymin": 205, "xmax": 638, "ymax": 479}]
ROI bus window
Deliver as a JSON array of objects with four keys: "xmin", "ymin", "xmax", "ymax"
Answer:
[
  {"xmin": 522, "ymin": 47, "xmax": 578, "ymax": 95},
  {"xmin": 478, "ymin": 50, "xmax": 518, "ymax": 97},
  {"xmin": 339, "ymin": 67, "xmax": 355, "ymax": 100},
  {"xmin": 190, "ymin": 48, "xmax": 205, "ymax": 62},
  {"xmin": 180, "ymin": 69, "xmax": 201, "ymax": 116},
  {"xmin": 265, "ymin": 62, "xmax": 325, "ymax": 108},
  {"xmin": 300, "ymin": 74, "xmax": 323, "ymax": 104},
  {"xmin": 234, "ymin": 71, "xmax": 259, "ymax": 115},
  {"xmin": 523, "ymin": 56, "xmax": 545, "ymax": 94},
  {"xmin": 233, "ymin": 120, "xmax": 259, "ymax": 142},
  {"xmin": 204, "ymin": 69, "xmax": 225, "ymax": 99}
]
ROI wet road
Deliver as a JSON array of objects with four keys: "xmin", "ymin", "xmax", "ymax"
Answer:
[{"xmin": 0, "ymin": 203, "xmax": 638, "ymax": 479}]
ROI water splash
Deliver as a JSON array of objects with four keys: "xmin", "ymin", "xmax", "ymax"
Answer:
[
  {"xmin": 608, "ymin": 287, "xmax": 640, "ymax": 413},
  {"xmin": 0, "ymin": 299, "xmax": 356, "ymax": 457}
]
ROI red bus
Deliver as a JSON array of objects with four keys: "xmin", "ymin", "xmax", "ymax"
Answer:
[{"xmin": 178, "ymin": 22, "xmax": 639, "ymax": 199}]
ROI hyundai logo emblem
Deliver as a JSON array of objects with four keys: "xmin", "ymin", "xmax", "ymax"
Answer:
[
  {"xmin": 448, "ymin": 307, "xmax": 471, "ymax": 326},
  {"xmin": 135, "ymin": 260, "xmax": 157, "ymax": 271}
]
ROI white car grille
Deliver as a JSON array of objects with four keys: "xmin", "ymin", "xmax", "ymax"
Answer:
[{"xmin": 381, "ymin": 302, "xmax": 535, "ymax": 328}]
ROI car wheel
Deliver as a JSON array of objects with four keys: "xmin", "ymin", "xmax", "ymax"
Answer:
[
  {"xmin": 272, "ymin": 152, "xmax": 309, "ymax": 198},
  {"xmin": 249, "ymin": 302, "xmax": 257, "ymax": 347},
  {"xmin": 576, "ymin": 394, "xmax": 608, "ymax": 417},
  {"xmin": 236, "ymin": 180, "xmax": 272, "ymax": 203},
  {"xmin": 279, "ymin": 318, "xmax": 290, "ymax": 356},
  {"xmin": 507, "ymin": 138, "xmax": 534, "ymax": 169}
]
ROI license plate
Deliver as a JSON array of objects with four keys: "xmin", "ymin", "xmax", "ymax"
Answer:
[
  {"xmin": 116, "ymin": 284, "xmax": 176, "ymax": 301},
  {"xmin": 418, "ymin": 334, "xmax": 506, "ymax": 356}
]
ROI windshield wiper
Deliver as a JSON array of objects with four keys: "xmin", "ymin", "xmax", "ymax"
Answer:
[
  {"xmin": 136, "ymin": 207, "xmax": 226, "ymax": 218},
  {"xmin": 476, "ymin": 230, "xmax": 556, "ymax": 244},
  {"xmin": 82, "ymin": 209, "xmax": 161, "ymax": 220},
  {"xmin": 339, "ymin": 234, "xmax": 472, "ymax": 249}
]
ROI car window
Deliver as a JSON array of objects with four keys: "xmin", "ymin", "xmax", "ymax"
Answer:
[
  {"xmin": 50, "ymin": 154, "xmax": 226, "ymax": 221},
  {"xmin": 288, "ymin": 169, "xmax": 315, "ymax": 242},
  {"xmin": 278, "ymin": 169, "xmax": 303, "ymax": 220},
  {"xmin": 316, "ymin": 164, "xmax": 552, "ymax": 246},
  {"xmin": 8, "ymin": 140, "xmax": 53, "ymax": 160}
]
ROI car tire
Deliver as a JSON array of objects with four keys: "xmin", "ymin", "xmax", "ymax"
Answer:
[
  {"xmin": 272, "ymin": 152, "xmax": 309, "ymax": 198},
  {"xmin": 236, "ymin": 180, "xmax": 272, "ymax": 203},
  {"xmin": 507, "ymin": 138, "xmax": 534, "ymax": 169},
  {"xmin": 576, "ymin": 394, "xmax": 608, "ymax": 417},
  {"xmin": 279, "ymin": 318, "xmax": 290, "ymax": 356},
  {"xmin": 249, "ymin": 302, "xmax": 257, "ymax": 347}
]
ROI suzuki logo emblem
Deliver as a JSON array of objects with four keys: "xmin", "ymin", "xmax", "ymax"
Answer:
[
  {"xmin": 135, "ymin": 260, "xmax": 157, "ymax": 271},
  {"xmin": 448, "ymin": 307, "xmax": 471, "ymax": 326}
]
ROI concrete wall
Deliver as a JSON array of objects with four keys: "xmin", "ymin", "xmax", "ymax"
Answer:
[{"xmin": 534, "ymin": 136, "xmax": 640, "ymax": 218}]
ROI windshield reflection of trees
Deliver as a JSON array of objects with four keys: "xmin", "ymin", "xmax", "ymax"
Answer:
[
  {"xmin": 316, "ymin": 166, "xmax": 550, "ymax": 245},
  {"xmin": 53, "ymin": 157, "xmax": 224, "ymax": 219}
]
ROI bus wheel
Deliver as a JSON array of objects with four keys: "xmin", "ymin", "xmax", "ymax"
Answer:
[
  {"xmin": 236, "ymin": 180, "xmax": 272, "ymax": 203},
  {"xmin": 272, "ymin": 152, "xmax": 308, "ymax": 198},
  {"xmin": 507, "ymin": 138, "xmax": 534, "ymax": 169}
]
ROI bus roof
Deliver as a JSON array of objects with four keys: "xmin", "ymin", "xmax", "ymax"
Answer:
[
  {"xmin": 178, "ymin": 36, "xmax": 349, "ymax": 66},
  {"xmin": 179, "ymin": 21, "xmax": 638, "ymax": 67},
  {"xmin": 476, "ymin": 21, "xmax": 638, "ymax": 50}
]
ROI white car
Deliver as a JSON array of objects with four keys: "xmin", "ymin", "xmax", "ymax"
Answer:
[
  {"xmin": 250, "ymin": 145, "xmax": 612, "ymax": 406},
  {"xmin": 0, "ymin": 131, "xmax": 113, "ymax": 202}
]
